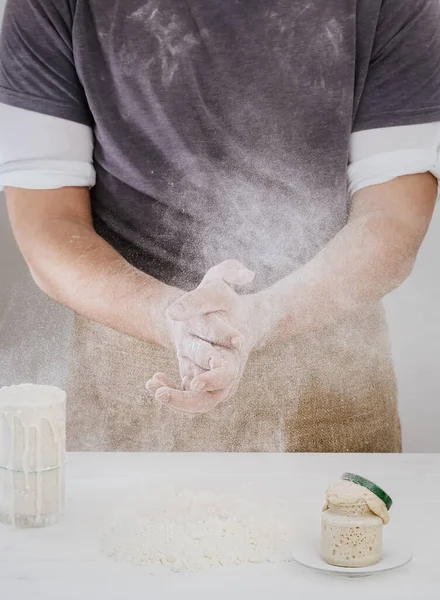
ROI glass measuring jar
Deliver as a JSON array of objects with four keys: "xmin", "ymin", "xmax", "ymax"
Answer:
[{"xmin": 0, "ymin": 384, "xmax": 66, "ymax": 528}]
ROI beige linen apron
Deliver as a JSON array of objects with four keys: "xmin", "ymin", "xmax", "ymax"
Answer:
[{"xmin": 67, "ymin": 303, "xmax": 401, "ymax": 452}]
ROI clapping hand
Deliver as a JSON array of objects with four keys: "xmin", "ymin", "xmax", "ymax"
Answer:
[{"xmin": 146, "ymin": 260, "xmax": 267, "ymax": 414}]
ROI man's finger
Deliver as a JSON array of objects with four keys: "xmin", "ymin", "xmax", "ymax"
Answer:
[
  {"xmin": 152, "ymin": 372, "xmax": 173, "ymax": 385},
  {"xmin": 178, "ymin": 356, "xmax": 194, "ymax": 380},
  {"xmin": 182, "ymin": 375, "xmax": 192, "ymax": 391},
  {"xmin": 189, "ymin": 363, "xmax": 238, "ymax": 392},
  {"xmin": 157, "ymin": 388, "xmax": 223, "ymax": 414},
  {"xmin": 146, "ymin": 378, "xmax": 162, "ymax": 396},
  {"xmin": 177, "ymin": 334, "xmax": 226, "ymax": 371},
  {"xmin": 186, "ymin": 314, "xmax": 243, "ymax": 349},
  {"xmin": 146, "ymin": 372, "xmax": 175, "ymax": 389},
  {"xmin": 146, "ymin": 374, "xmax": 178, "ymax": 397},
  {"xmin": 201, "ymin": 259, "xmax": 255, "ymax": 287},
  {"xmin": 167, "ymin": 282, "xmax": 233, "ymax": 321},
  {"xmin": 178, "ymin": 356, "xmax": 195, "ymax": 391}
]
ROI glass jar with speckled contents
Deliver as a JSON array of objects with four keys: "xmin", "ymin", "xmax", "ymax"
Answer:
[
  {"xmin": 321, "ymin": 474, "xmax": 392, "ymax": 568},
  {"xmin": 321, "ymin": 499, "xmax": 383, "ymax": 567}
]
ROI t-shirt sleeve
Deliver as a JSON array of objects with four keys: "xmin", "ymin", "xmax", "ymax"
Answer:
[
  {"xmin": 0, "ymin": 0, "xmax": 92, "ymax": 126},
  {"xmin": 353, "ymin": 0, "xmax": 440, "ymax": 133}
]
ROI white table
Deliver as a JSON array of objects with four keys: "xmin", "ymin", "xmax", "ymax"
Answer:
[{"xmin": 0, "ymin": 453, "xmax": 438, "ymax": 600}]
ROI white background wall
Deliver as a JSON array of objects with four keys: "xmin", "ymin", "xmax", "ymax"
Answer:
[
  {"xmin": 383, "ymin": 208, "xmax": 440, "ymax": 452},
  {"xmin": 0, "ymin": 0, "xmax": 439, "ymax": 451}
]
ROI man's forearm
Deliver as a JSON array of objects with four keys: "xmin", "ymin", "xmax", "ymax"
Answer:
[
  {"xmin": 258, "ymin": 213, "xmax": 416, "ymax": 342},
  {"xmin": 33, "ymin": 218, "xmax": 182, "ymax": 345},
  {"xmin": 256, "ymin": 173, "xmax": 437, "ymax": 345},
  {"xmin": 6, "ymin": 188, "xmax": 182, "ymax": 347}
]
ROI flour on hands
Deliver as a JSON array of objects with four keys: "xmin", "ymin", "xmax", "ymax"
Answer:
[{"xmin": 146, "ymin": 260, "xmax": 270, "ymax": 414}]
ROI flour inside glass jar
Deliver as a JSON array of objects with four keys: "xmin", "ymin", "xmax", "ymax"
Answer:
[{"xmin": 321, "ymin": 479, "xmax": 390, "ymax": 568}]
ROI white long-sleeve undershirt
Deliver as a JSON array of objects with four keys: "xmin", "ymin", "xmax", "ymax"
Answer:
[{"xmin": 0, "ymin": 103, "xmax": 439, "ymax": 195}]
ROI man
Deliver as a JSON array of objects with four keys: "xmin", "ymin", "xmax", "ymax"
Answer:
[{"xmin": 0, "ymin": 0, "xmax": 439, "ymax": 452}]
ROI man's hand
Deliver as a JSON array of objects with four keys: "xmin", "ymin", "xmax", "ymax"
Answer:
[
  {"xmin": 147, "ymin": 173, "xmax": 437, "ymax": 413},
  {"xmin": 146, "ymin": 260, "xmax": 269, "ymax": 414}
]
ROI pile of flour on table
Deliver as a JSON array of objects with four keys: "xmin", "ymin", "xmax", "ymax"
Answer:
[{"xmin": 101, "ymin": 487, "xmax": 291, "ymax": 572}]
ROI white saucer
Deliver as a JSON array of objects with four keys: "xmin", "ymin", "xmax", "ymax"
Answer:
[{"xmin": 292, "ymin": 538, "xmax": 413, "ymax": 578}]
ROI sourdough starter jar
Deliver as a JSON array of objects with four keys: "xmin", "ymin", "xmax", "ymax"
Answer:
[{"xmin": 321, "ymin": 473, "xmax": 392, "ymax": 568}]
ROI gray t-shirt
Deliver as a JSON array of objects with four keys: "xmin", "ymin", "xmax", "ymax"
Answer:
[{"xmin": 1, "ymin": 0, "xmax": 440, "ymax": 291}]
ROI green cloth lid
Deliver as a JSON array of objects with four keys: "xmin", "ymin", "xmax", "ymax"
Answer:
[{"xmin": 341, "ymin": 472, "xmax": 393, "ymax": 510}]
